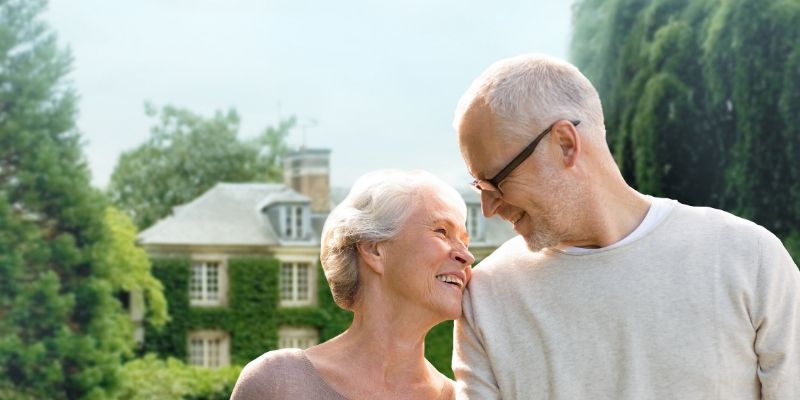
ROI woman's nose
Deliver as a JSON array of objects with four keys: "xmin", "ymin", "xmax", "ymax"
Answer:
[{"xmin": 453, "ymin": 245, "xmax": 475, "ymax": 266}]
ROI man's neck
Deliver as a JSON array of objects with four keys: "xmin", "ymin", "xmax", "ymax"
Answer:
[{"xmin": 561, "ymin": 184, "xmax": 650, "ymax": 249}]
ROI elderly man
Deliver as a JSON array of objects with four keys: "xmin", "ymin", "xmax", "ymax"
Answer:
[{"xmin": 452, "ymin": 54, "xmax": 800, "ymax": 399}]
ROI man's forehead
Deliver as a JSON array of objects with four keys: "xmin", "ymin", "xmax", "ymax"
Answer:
[
  {"xmin": 458, "ymin": 99, "xmax": 511, "ymax": 178},
  {"xmin": 458, "ymin": 98, "xmax": 495, "ymax": 138}
]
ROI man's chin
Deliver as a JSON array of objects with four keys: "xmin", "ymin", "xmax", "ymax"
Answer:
[{"xmin": 522, "ymin": 232, "xmax": 559, "ymax": 252}]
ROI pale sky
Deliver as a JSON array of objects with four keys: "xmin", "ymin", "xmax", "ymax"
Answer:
[{"xmin": 44, "ymin": 0, "xmax": 574, "ymax": 189}]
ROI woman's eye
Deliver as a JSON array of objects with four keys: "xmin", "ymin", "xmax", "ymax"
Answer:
[{"xmin": 435, "ymin": 228, "xmax": 447, "ymax": 236}]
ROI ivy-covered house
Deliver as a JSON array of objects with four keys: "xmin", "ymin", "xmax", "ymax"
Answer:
[{"xmin": 136, "ymin": 148, "xmax": 514, "ymax": 371}]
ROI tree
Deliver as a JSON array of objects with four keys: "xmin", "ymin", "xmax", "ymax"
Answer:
[
  {"xmin": 0, "ymin": 0, "xmax": 132, "ymax": 398},
  {"xmin": 96, "ymin": 207, "xmax": 168, "ymax": 328},
  {"xmin": 108, "ymin": 104, "xmax": 295, "ymax": 229},
  {"xmin": 570, "ymin": 0, "xmax": 800, "ymax": 240}
]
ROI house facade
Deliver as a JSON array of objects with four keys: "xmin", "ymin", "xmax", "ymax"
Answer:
[{"xmin": 137, "ymin": 148, "xmax": 514, "ymax": 368}]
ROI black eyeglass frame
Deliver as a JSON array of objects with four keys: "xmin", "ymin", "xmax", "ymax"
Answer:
[{"xmin": 470, "ymin": 119, "xmax": 581, "ymax": 196}]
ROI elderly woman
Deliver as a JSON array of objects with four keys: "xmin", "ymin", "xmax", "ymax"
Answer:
[{"xmin": 231, "ymin": 169, "xmax": 475, "ymax": 399}]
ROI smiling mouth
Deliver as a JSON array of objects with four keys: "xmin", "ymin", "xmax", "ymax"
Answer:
[{"xmin": 435, "ymin": 274, "xmax": 464, "ymax": 289}]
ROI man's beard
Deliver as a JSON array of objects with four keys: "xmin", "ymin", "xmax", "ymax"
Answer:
[
  {"xmin": 522, "ymin": 216, "xmax": 564, "ymax": 252},
  {"xmin": 520, "ymin": 168, "xmax": 583, "ymax": 252}
]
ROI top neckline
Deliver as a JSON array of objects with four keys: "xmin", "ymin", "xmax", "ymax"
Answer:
[{"xmin": 297, "ymin": 348, "xmax": 453, "ymax": 400}]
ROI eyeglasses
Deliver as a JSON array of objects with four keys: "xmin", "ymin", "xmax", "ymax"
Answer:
[{"xmin": 470, "ymin": 119, "xmax": 580, "ymax": 196}]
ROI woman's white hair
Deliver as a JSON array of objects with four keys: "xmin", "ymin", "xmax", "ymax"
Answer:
[
  {"xmin": 320, "ymin": 169, "xmax": 466, "ymax": 310},
  {"xmin": 453, "ymin": 54, "xmax": 607, "ymax": 148}
]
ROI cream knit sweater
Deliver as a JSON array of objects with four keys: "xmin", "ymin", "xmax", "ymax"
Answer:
[{"xmin": 454, "ymin": 202, "xmax": 800, "ymax": 399}]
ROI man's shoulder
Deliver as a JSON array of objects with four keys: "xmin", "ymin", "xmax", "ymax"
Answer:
[
  {"xmin": 476, "ymin": 235, "xmax": 532, "ymax": 266},
  {"xmin": 668, "ymin": 202, "xmax": 772, "ymax": 240},
  {"xmin": 470, "ymin": 236, "xmax": 547, "ymax": 282}
]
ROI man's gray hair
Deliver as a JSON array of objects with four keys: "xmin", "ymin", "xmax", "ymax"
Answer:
[
  {"xmin": 453, "ymin": 54, "xmax": 606, "ymax": 147},
  {"xmin": 320, "ymin": 169, "xmax": 466, "ymax": 310}
]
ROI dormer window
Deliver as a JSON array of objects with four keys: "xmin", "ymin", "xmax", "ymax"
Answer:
[{"xmin": 280, "ymin": 204, "xmax": 308, "ymax": 240}]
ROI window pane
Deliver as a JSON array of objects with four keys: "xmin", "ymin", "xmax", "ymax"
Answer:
[
  {"xmin": 189, "ymin": 264, "xmax": 204, "ymax": 301},
  {"xmin": 278, "ymin": 327, "xmax": 319, "ymax": 350},
  {"xmin": 189, "ymin": 338, "xmax": 204, "ymax": 366},
  {"xmin": 297, "ymin": 263, "xmax": 309, "ymax": 301},
  {"xmin": 295, "ymin": 206, "xmax": 303, "ymax": 237},
  {"xmin": 280, "ymin": 263, "xmax": 294, "ymax": 301},
  {"xmin": 206, "ymin": 262, "xmax": 219, "ymax": 300},
  {"xmin": 208, "ymin": 338, "xmax": 220, "ymax": 368},
  {"xmin": 467, "ymin": 206, "xmax": 480, "ymax": 238},
  {"xmin": 285, "ymin": 207, "xmax": 292, "ymax": 237}
]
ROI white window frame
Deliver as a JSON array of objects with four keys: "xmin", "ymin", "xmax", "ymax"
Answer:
[
  {"xmin": 129, "ymin": 290, "xmax": 145, "ymax": 344},
  {"xmin": 189, "ymin": 258, "xmax": 228, "ymax": 307},
  {"xmin": 278, "ymin": 326, "xmax": 319, "ymax": 350},
  {"xmin": 187, "ymin": 330, "xmax": 230, "ymax": 368},
  {"xmin": 278, "ymin": 204, "xmax": 309, "ymax": 240},
  {"xmin": 277, "ymin": 255, "xmax": 317, "ymax": 307},
  {"xmin": 466, "ymin": 204, "xmax": 484, "ymax": 242}
]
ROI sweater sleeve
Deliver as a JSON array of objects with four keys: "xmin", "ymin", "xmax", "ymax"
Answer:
[
  {"xmin": 453, "ymin": 287, "xmax": 501, "ymax": 399},
  {"xmin": 230, "ymin": 354, "xmax": 280, "ymax": 400},
  {"xmin": 753, "ymin": 229, "xmax": 800, "ymax": 399}
]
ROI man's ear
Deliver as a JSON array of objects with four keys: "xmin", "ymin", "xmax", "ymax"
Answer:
[
  {"xmin": 553, "ymin": 120, "xmax": 580, "ymax": 167},
  {"xmin": 356, "ymin": 242, "xmax": 385, "ymax": 275}
]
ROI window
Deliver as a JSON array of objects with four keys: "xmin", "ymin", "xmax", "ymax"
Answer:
[
  {"xmin": 466, "ymin": 204, "xmax": 483, "ymax": 241},
  {"xmin": 281, "ymin": 205, "xmax": 306, "ymax": 239},
  {"xmin": 278, "ymin": 327, "xmax": 319, "ymax": 350},
  {"xmin": 190, "ymin": 261, "xmax": 226, "ymax": 306},
  {"xmin": 188, "ymin": 330, "xmax": 230, "ymax": 368},
  {"xmin": 280, "ymin": 262, "xmax": 313, "ymax": 306},
  {"xmin": 129, "ymin": 290, "xmax": 145, "ymax": 344}
]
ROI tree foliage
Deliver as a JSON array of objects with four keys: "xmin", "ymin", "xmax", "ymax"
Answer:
[
  {"xmin": 96, "ymin": 207, "xmax": 168, "ymax": 327},
  {"xmin": 571, "ymin": 0, "xmax": 800, "ymax": 239},
  {"xmin": 0, "ymin": 0, "xmax": 130, "ymax": 397},
  {"xmin": 117, "ymin": 354, "xmax": 241, "ymax": 400},
  {"xmin": 108, "ymin": 105, "xmax": 295, "ymax": 229}
]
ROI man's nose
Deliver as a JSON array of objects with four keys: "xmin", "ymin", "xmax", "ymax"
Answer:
[{"xmin": 480, "ymin": 189, "xmax": 502, "ymax": 217}]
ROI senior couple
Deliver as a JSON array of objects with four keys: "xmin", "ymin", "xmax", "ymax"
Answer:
[{"xmin": 231, "ymin": 55, "xmax": 800, "ymax": 399}]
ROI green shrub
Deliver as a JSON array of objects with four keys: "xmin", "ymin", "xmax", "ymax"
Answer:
[
  {"xmin": 117, "ymin": 354, "xmax": 240, "ymax": 400},
  {"xmin": 783, "ymin": 231, "xmax": 800, "ymax": 268}
]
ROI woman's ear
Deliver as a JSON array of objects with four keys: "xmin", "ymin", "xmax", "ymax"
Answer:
[{"xmin": 356, "ymin": 241, "xmax": 385, "ymax": 275}]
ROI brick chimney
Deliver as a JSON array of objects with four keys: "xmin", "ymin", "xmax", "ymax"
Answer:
[{"xmin": 283, "ymin": 148, "xmax": 331, "ymax": 213}]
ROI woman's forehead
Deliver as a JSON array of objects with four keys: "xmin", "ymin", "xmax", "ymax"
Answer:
[{"xmin": 412, "ymin": 198, "xmax": 467, "ymax": 228}]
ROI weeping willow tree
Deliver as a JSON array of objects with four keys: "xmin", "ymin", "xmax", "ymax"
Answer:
[{"xmin": 571, "ymin": 0, "xmax": 800, "ymax": 241}]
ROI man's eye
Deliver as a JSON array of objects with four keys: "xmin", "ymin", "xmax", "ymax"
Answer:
[{"xmin": 435, "ymin": 228, "xmax": 447, "ymax": 236}]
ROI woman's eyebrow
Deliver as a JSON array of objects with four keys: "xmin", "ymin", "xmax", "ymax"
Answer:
[
  {"xmin": 430, "ymin": 217, "xmax": 470, "ymax": 243},
  {"xmin": 429, "ymin": 217, "xmax": 455, "ymax": 227}
]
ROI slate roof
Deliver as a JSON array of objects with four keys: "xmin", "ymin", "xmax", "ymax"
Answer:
[
  {"xmin": 139, "ymin": 183, "xmax": 309, "ymax": 247},
  {"xmin": 139, "ymin": 183, "xmax": 516, "ymax": 249}
]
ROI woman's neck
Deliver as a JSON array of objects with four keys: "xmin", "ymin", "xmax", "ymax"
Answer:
[{"xmin": 305, "ymin": 306, "xmax": 446, "ymax": 399}]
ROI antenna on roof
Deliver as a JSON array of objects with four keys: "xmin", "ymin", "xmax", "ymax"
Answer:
[{"xmin": 299, "ymin": 118, "xmax": 318, "ymax": 149}]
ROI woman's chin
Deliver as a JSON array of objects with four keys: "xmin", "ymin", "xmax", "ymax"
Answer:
[{"xmin": 433, "ymin": 299, "xmax": 463, "ymax": 322}]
